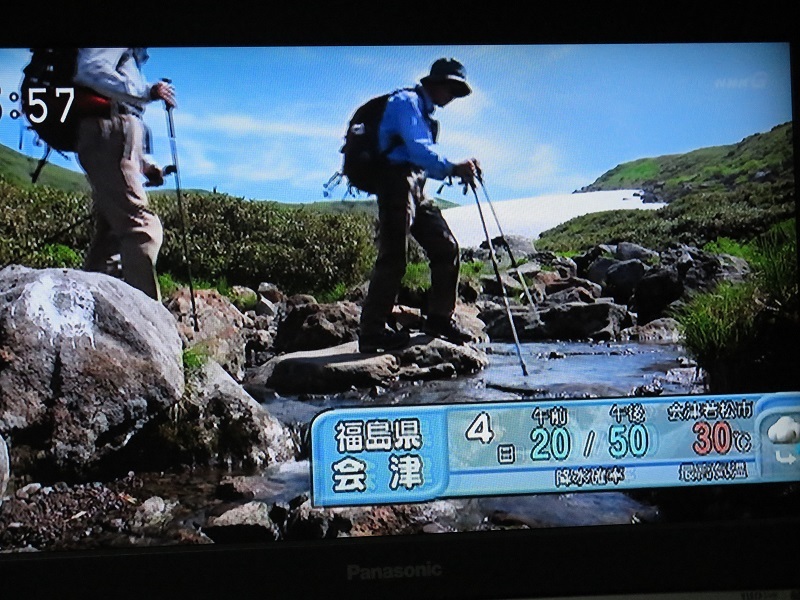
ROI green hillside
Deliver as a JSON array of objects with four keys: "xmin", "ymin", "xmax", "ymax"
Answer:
[
  {"xmin": 539, "ymin": 122, "xmax": 795, "ymax": 252},
  {"xmin": 578, "ymin": 122, "xmax": 794, "ymax": 203},
  {"xmin": 0, "ymin": 143, "xmax": 90, "ymax": 193}
]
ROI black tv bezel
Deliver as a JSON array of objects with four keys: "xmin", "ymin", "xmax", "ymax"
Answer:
[{"xmin": 1, "ymin": 2, "xmax": 799, "ymax": 598}]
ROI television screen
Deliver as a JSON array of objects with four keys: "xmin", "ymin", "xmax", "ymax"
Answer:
[{"xmin": 0, "ymin": 4, "xmax": 798, "ymax": 599}]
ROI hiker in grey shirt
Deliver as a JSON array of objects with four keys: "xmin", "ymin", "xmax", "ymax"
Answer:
[{"xmin": 73, "ymin": 48, "xmax": 175, "ymax": 300}]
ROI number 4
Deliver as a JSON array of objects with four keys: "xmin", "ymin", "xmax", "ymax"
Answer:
[{"xmin": 466, "ymin": 412, "xmax": 494, "ymax": 444}]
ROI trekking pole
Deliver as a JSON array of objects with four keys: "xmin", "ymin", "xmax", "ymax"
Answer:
[
  {"xmin": 476, "ymin": 170, "xmax": 537, "ymax": 308},
  {"xmin": 162, "ymin": 79, "xmax": 200, "ymax": 333},
  {"xmin": 469, "ymin": 181, "xmax": 529, "ymax": 377}
]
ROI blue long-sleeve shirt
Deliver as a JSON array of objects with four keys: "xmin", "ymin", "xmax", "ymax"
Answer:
[
  {"xmin": 379, "ymin": 85, "xmax": 454, "ymax": 180},
  {"xmin": 73, "ymin": 48, "xmax": 153, "ymax": 119}
]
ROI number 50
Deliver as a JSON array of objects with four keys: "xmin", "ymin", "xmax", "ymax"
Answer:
[{"xmin": 27, "ymin": 87, "xmax": 75, "ymax": 124}]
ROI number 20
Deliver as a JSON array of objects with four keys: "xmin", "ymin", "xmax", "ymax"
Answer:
[{"xmin": 27, "ymin": 87, "xmax": 75, "ymax": 124}]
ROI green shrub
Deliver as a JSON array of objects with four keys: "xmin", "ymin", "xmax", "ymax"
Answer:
[
  {"xmin": 29, "ymin": 243, "xmax": 83, "ymax": 269},
  {"xmin": 182, "ymin": 345, "xmax": 209, "ymax": 372},
  {"xmin": 674, "ymin": 218, "xmax": 798, "ymax": 392},
  {"xmin": 150, "ymin": 192, "xmax": 376, "ymax": 297},
  {"xmin": 158, "ymin": 272, "xmax": 181, "ymax": 297},
  {"xmin": 402, "ymin": 261, "xmax": 431, "ymax": 292},
  {"xmin": 316, "ymin": 282, "xmax": 350, "ymax": 304},
  {"xmin": 673, "ymin": 281, "xmax": 760, "ymax": 365},
  {"xmin": 749, "ymin": 218, "xmax": 797, "ymax": 310}
]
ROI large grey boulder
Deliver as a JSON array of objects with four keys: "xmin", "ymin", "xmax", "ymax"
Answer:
[
  {"xmin": 0, "ymin": 266, "xmax": 184, "ymax": 477},
  {"xmin": 0, "ymin": 433, "xmax": 8, "ymax": 504}
]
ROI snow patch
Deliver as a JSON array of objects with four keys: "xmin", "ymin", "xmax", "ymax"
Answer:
[{"xmin": 442, "ymin": 189, "xmax": 666, "ymax": 248}]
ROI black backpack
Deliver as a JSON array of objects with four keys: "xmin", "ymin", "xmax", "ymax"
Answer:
[
  {"xmin": 20, "ymin": 48, "xmax": 111, "ymax": 181},
  {"xmin": 339, "ymin": 88, "xmax": 410, "ymax": 194}
]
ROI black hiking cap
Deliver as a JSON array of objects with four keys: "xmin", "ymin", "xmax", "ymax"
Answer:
[{"xmin": 421, "ymin": 58, "xmax": 471, "ymax": 98}]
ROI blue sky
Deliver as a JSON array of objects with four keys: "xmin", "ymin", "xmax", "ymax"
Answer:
[{"xmin": 0, "ymin": 43, "xmax": 792, "ymax": 203}]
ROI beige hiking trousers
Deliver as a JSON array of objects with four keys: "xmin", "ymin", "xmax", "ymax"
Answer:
[{"xmin": 76, "ymin": 114, "xmax": 163, "ymax": 300}]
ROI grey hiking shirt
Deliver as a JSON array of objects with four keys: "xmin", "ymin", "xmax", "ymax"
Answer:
[{"xmin": 73, "ymin": 48, "xmax": 153, "ymax": 119}]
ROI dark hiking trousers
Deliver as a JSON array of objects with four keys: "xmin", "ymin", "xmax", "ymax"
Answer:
[{"xmin": 360, "ymin": 165, "xmax": 460, "ymax": 337}]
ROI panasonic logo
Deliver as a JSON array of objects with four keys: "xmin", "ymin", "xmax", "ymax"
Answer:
[{"xmin": 346, "ymin": 562, "xmax": 443, "ymax": 580}]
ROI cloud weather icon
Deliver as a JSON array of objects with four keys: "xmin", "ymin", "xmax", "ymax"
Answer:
[{"xmin": 767, "ymin": 415, "xmax": 800, "ymax": 444}]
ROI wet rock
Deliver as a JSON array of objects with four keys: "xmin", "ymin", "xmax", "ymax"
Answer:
[
  {"xmin": 217, "ymin": 475, "xmax": 278, "ymax": 501},
  {"xmin": 631, "ymin": 266, "xmax": 683, "ymax": 324},
  {"xmin": 125, "ymin": 360, "xmax": 298, "ymax": 470},
  {"xmin": 395, "ymin": 337, "xmax": 488, "ymax": 375},
  {"xmin": 274, "ymin": 301, "xmax": 361, "ymax": 352},
  {"xmin": 585, "ymin": 256, "xmax": 619, "ymax": 287},
  {"xmin": 606, "ymin": 259, "xmax": 648, "ymax": 303},
  {"xmin": 257, "ymin": 282, "xmax": 285, "ymax": 304},
  {"xmin": 622, "ymin": 318, "xmax": 682, "ymax": 343},
  {"xmin": 542, "ymin": 276, "xmax": 602, "ymax": 298},
  {"xmin": 631, "ymin": 380, "xmax": 664, "ymax": 397},
  {"xmin": 247, "ymin": 343, "xmax": 400, "ymax": 394},
  {"xmin": 615, "ymin": 242, "xmax": 659, "ymax": 263},
  {"xmin": 479, "ymin": 273, "xmax": 526, "ymax": 298},
  {"xmin": 15, "ymin": 483, "xmax": 41, "ymax": 500},
  {"xmin": 716, "ymin": 253, "xmax": 751, "ymax": 283},
  {"xmin": 540, "ymin": 301, "xmax": 633, "ymax": 341},
  {"xmin": 165, "ymin": 288, "xmax": 251, "ymax": 382},
  {"xmin": 205, "ymin": 501, "xmax": 280, "ymax": 543},
  {"xmin": 282, "ymin": 498, "xmax": 353, "ymax": 540},
  {"xmin": 532, "ymin": 252, "xmax": 578, "ymax": 279},
  {"xmin": 546, "ymin": 286, "xmax": 596, "ymax": 305},
  {"xmin": 458, "ymin": 279, "xmax": 481, "ymax": 303},
  {"xmin": 482, "ymin": 305, "xmax": 544, "ymax": 341},
  {"xmin": 246, "ymin": 333, "xmax": 488, "ymax": 395},
  {"xmin": 131, "ymin": 496, "xmax": 177, "ymax": 535},
  {"xmin": 0, "ymin": 266, "xmax": 183, "ymax": 478}
]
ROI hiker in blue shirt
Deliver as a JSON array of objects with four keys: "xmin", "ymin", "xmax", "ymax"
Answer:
[{"xmin": 359, "ymin": 58, "xmax": 479, "ymax": 353}]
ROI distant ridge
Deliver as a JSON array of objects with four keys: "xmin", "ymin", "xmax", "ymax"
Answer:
[
  {"xmin": 0, "ymin": 143, "xmax": 90, "ymax": 193},
  {"xmin": 577, "ymin": 122, "xmax": 793, "ymax": 203}
]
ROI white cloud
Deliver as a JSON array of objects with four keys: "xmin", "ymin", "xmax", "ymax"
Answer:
[
  {"xmin": 768, "ymin": 415, "xmax": 800, "ymax": 444},
  {"xmin": 175, "ymin": 111, "xmax": 341, "ymax": 140},
  {"xmin": 445, "ymin": 84, "xmax": 492, "ymax": 121},
  {"xmin": 713, "ymin": 71, "xmax": 770, "ymax": 90}
]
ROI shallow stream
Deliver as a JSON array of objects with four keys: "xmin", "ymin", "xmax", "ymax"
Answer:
[{"xmin": 244, "ymin": 340, "xmax": 699, "ymax": 529}]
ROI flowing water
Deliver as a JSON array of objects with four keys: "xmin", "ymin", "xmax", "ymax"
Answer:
[{"xmin": 248, "ymin": 340, "xmax": 699, "ymax": 529}]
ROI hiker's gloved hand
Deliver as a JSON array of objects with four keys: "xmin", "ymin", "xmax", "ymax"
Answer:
[
  {"xmin": 143, "ymin": 163, "xmax": 165, "ymax": 187},
  {"xmin": 453, "ymin": 159, "xmax": 480, "ymax": 187},
  {"xmin": 150, "ymin": 81, "xmax": 177, "ymax": 108}
]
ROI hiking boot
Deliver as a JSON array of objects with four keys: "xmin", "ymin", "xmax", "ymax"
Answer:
[
  {"xmin": 423, "ymin": 315, "xmax": 474, "ymax": 345},
  {"xmin": 358, "ymin": 328, "xmax": 410, "ymax": 354}
]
